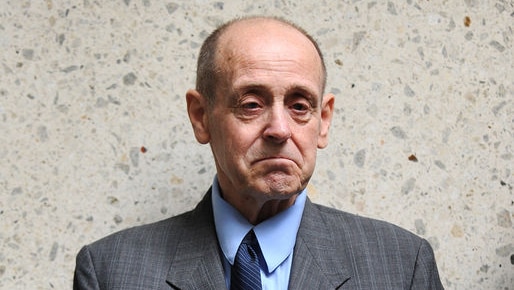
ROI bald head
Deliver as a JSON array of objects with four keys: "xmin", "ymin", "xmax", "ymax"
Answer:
[{"xmin": 195, "ymin": 17, "xmax": 327, "ymax": 105}]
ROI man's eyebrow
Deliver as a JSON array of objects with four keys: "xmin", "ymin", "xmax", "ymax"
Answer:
[{"xmin": 284, "ymin": 84, "xmax": 322, "ymax": 104}]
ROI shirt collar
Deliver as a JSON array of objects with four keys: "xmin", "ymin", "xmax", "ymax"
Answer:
[{"xmin": 211, "ymin": 176, "xmax": 306, "ymax": 274}]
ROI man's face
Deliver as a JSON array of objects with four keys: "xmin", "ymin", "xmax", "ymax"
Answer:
[{"xmin": 190, "ymin": 20, "xmax": 334, "ymax": 206}]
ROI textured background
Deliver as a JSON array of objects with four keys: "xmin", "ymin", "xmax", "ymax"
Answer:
[{"xmin": 0, "ymin": 0, "xmax": 512, "ymax": 289}]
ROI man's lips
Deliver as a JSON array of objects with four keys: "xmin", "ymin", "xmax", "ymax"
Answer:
[{"xmin": 253, "ymin": 156, "xmax": 296, "ymax": 165}]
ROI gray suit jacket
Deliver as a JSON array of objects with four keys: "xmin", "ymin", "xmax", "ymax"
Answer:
[{"xmin": 74, "ymin": 190, "xmax": 443, "ymax": 289}]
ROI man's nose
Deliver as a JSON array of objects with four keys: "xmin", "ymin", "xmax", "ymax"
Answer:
[{"xmin": 262, "ymin": 106, "xmax": 292, "ymax": 143}]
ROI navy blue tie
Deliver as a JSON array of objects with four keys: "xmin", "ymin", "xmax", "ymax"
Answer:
[{"xmin": 230, "ymin": 230, "xmax": 262, "ymax": 290}]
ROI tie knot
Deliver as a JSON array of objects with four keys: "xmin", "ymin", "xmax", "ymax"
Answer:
[
  {"xmin": 231, "ymin": 230, "xmax": 262, "ymax": 290},
  {"xmin": 242, "ymin": 230, "xmax": 258, "ymax": 247},
  {"xmin": 242, "ymin": 230, "xmax": 259, "ymax": 260}
]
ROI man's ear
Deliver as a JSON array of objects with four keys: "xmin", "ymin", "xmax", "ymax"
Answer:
[
  {"xmin": 186, "ymin": 89, "xmax": 210, "ymax": 144},
  {"xmin": 317, "ymin": 93, "xmax": 335, "ymax": 149}
]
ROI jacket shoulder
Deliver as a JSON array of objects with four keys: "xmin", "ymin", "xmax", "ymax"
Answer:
[
  {"xmin": 74, "ymin": 206, "xmax": 209, "ymax": 289},
  {"xmin": 74, "ymin": 192, "xmax": 220, "ymax": 289},
  {"xmin": 302, "ymin": 202, "xmax": 443, "ymax": 289}
]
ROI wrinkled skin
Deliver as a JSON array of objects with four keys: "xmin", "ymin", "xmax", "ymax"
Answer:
[{"xmin": 186, "ymin": 18, "xmax": 334, "ymax": 224}]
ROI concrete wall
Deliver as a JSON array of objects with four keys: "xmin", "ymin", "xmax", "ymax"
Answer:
[{"xmin": 1, "ymin": 0, "xmax": 512, "ymax": 288}]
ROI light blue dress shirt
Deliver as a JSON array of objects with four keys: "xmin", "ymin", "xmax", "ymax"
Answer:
[{"xmin": 211, "ymin": 176, "xmax": 307, "ymax": 290}]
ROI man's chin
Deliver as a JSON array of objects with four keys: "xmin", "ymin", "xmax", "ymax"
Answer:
[{"xmin": 258, "ymin": 174, "xmax": 303, "ymax": 197}]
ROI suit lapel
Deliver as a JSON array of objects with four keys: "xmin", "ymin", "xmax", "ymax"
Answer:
[
  {"xmin": 166, "ymin": 190, "xmax": 227, "ymax": 289},
  {"xmin": 289, "ymin": 198, "xmax": 352, "ymax": 289},
  {"xmin": 164, "ymin": 192, "xmax": 353, "ymax": 289}
]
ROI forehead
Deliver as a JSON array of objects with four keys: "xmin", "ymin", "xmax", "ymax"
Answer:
[{"xmin": 215, "ymin": 19, "xmax": 324, "ymax": 90}]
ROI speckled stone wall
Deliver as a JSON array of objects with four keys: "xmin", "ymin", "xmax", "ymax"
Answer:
[{"xmin": 0, "ymin": 0, "xmax": 512, "ymax": 289}]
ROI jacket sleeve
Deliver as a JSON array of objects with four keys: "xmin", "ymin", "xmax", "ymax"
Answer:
[
  {"xmin": 73, "ymin": 245, "xmax": 101, "ymax": 290},
  {"xmin": 411, "ymin": 239, "xmax": 444, "ymax": 290}
]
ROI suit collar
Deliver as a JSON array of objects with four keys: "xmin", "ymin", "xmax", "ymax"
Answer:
[
  {"xmin": 289, "ymin": 198, "xmax": 352, "ymax": 289},
  {"xmin": 165, "ymin": 191, "xmax": 352, "ymax": 289},
  {"xmin": 166, "ymin": 189, "xmax": 227, "ymax": 289}
]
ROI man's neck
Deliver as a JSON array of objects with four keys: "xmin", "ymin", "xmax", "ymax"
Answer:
[{"xmin": 221, "ymin": 191, "xmax": 298, "ymax": 225}]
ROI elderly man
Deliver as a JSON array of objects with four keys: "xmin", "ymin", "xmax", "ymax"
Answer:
[{"xmin": 74, "ymin": 16, "xmax": 443, "ymax": 289}]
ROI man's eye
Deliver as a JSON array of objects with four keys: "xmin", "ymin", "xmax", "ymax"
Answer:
[
  {"xmin": 291, "ymin": 102, "xmax": 309, "ymax": 112},
  {"xmin": 241, "ymin": 102, "xmax": 261, "ymax": 110}
]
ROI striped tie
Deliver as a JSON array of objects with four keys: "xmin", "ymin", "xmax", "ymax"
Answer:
[{"xmin": 230, "ymin": 230, "xmax": 262, "ymax": 290}]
